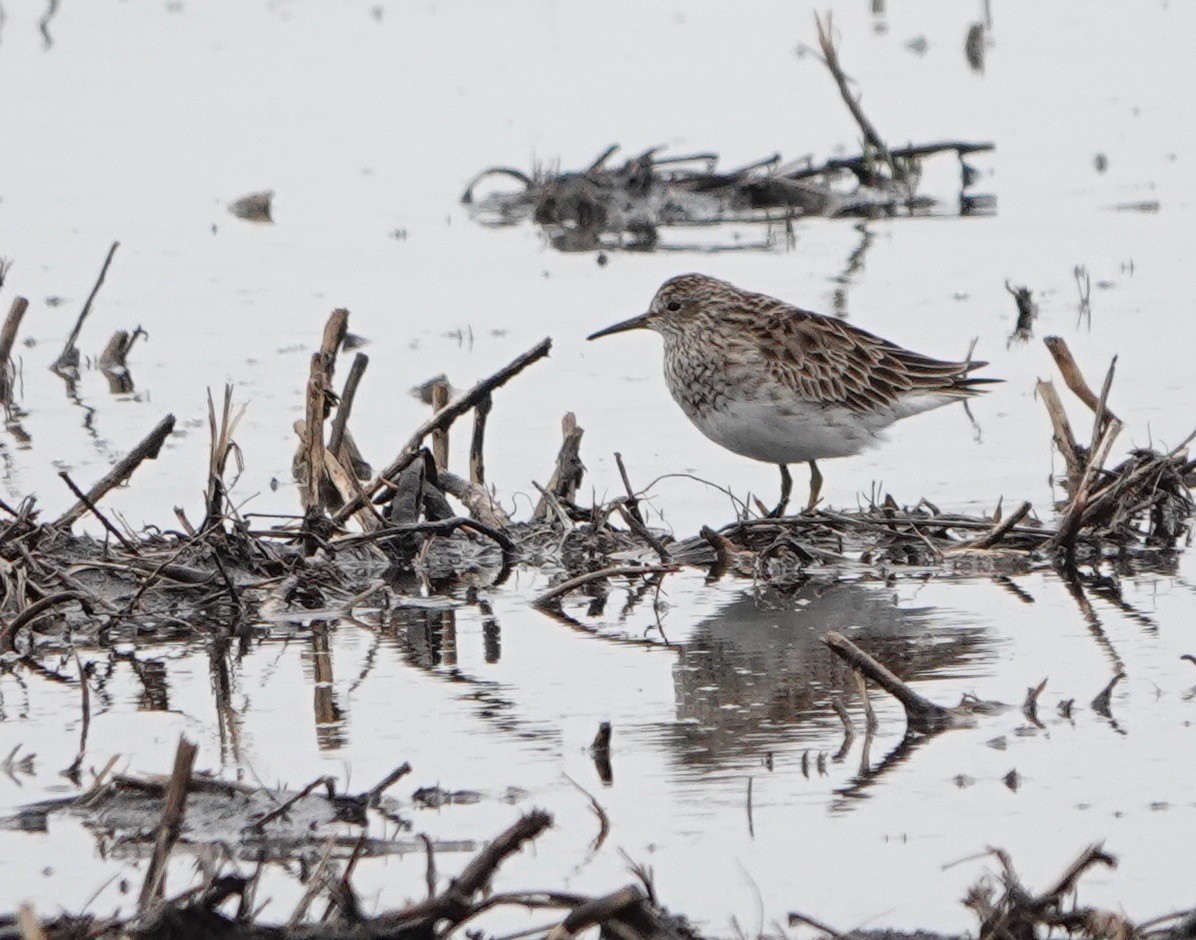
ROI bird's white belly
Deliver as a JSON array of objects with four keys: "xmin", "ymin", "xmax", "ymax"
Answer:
[{"xmin": 686, "ymin": 398, "xmax": 890, "ymax": 464}]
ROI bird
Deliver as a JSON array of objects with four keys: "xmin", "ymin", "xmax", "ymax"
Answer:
[{"xmin": 587, "ymin": 273, "xmax": 997, "ymax": 516}]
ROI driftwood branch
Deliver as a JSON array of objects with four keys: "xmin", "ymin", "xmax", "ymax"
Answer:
[
  {"xmin": 57, "ymin": 470, "xmax": 139, "ymax": 554},
  {"xmin": 440, "ymin": 471, "xmax": 512, "ymax": 530},
  {"xmin": 1036, "ymin": 379, "xmax": 1085, "ymax": 490},
  {"xmin": 824, "ymin": 631, "xmax": 956, "ymax": 733},
  {"xmin": 301, "ymin": 353, "xmax": 328, "ymax": 516}
]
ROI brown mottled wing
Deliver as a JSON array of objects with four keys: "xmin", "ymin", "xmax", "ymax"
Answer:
[{"xmin": 751, "ymin": 300, "xmax": 989, "ymax": 413}]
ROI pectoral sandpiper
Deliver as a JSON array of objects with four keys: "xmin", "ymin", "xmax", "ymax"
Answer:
[{"xmin": 588, "ymin": 273, "xmax": 997, "ymax": 516}]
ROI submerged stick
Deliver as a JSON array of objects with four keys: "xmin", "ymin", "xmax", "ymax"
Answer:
[
  {"xmin": 334, "ymin": 337, "xmax": 552, "ymax": 523},
  {"xmin": 53, "ymin": 414, "xmax": 176, "ymax": 528},
  {"xmin": 377, "ymin": 811, "xmax": 554, "ymax": 930},
  {"xmin": 824, "ymin": 632, "xmax": 956, "ymax": 733},
  {"xmin": 53, "ymin": 241, "xmax": 119, "ymax": 374},
  {"xmin": 853, "ymin": 668, "xmax": 878, "ymax": 733},
  {"xmin": 787, "ymin": 140, "xmax": 993, "ymax": 181},
  {"xmin": 63, "ymin": 654, "xmax": 92, "ymax": 781},
  {"xmin": 0, "ymin": 591, "xmax": 82, "ymax": 653},
  {"xmin": 245, "ymin": 776, "xmax": 335, "ymax": 833},
  {"xmin": 1091, "ymin": 671, "xmax": 1125, "ymax": 717},
  {"xmin": 98, "ymin": 326, "xmax": 145, "ymax": 376},
  {"xmin": 366, "ymin": 762, "xmax": 413, "ymax": 805}
]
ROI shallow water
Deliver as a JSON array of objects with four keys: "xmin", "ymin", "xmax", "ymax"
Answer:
[{"xmin": 1, "ymin": 0, "xmax": 1195, "ymax": 932}]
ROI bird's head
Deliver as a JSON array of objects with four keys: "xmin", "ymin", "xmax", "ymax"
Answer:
[{"xmin": 586, "ymin": 273, "xmax": 728, "ymax": 341}]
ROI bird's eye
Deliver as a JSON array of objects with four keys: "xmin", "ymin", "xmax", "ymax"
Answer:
[{"xmin": 666, "ymin": 301, "xmax": 682, "ymax": 312}]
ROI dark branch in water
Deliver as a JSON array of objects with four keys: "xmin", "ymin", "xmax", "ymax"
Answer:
[{"xmin": 53, "ymin": 241, "xmax": 120, "ymax": 375}]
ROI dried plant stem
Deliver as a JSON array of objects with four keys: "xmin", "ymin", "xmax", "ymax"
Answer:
[
  {"xmin": 302, "ymin": 352, "xmax": 328, "ymax": 516},
  {"xmin": 57, "ymin": 470, "xmax": 140, "ymax": 554},
  {"xmin": 469, "ymin": 394, "xmax": 492, "ymax": 485},
  {"xmin": 0, "ymin": 296, "xmax": 29, "ymax": 395},
  {"xmin": 54, "ymin": 240, "xmax": 119, "ymax": 374},
  {"xmin": 334, "ymin": 337, "xmax": 551, "ymax": 524},
  {"xmin": 814, "ymin": 13, "xmax": 894, "ymax": 177},
  {"xmin": 431, "ymin": 380, "xmax": 450, "ymax": 471},
  {"xmin": 534, "ymin": 412, "xmax": 584, "ymax": 520},
  {"xmin": 327, "ymin": 352, "xmax": 367, "ymax": 463},
  {"xmin": 138, "ymin": 736, "xmax": 198, "ymax": 911}
]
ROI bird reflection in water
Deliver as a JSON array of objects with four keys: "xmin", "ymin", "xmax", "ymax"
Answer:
[{"xmin": 668, "ymin": 581, "xmax": 989, "ymax": 786}]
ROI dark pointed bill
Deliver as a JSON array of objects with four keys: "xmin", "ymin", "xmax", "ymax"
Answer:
[{"xmin": 586, "ymin": 313, "xmax": 651, "ymax": 341}]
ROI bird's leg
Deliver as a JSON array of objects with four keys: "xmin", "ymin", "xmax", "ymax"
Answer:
[
  {"xmin": 806, "ymin": 460, "xmax": 823, "ymax": 512},
  {"xmin": 769, "ymin": 464, "xmax": 792, "ymax": 518}
]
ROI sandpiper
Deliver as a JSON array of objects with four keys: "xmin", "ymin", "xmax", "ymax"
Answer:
[{"xmin": 588, "ymin": 273, "xmax": 996, "ymax": 515}]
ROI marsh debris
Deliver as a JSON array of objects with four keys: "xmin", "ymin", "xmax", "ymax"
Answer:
[
  {"xmin": 463, "ymin": 20, "xmax": 993, "ymax": 252},
  {"xmin": 0, "ymin": 306, "xmax": 1191, "ymax": 661}
]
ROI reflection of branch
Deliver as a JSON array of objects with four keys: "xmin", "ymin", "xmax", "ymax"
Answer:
[
  {"xmin": 831, "ymin": 731, "xmax": 933, "ymax": 810},
  {"xmin": 533, "ymin": 564, "xmax": 676, "ymax": 608},
  {"xmin": 831, "ymin": 223, "xmax": 874, "ymax": 318},
  {"xmin": 535, "ymin": 601, "xmax": 675, "ymax": 652},
  {"xmin": 1059, "ymin": 571, "xmax": 1125, "ymax": 673},
  {"xmin": 39, "ymin": 0, "xmax": 60, "ymax": 49}
]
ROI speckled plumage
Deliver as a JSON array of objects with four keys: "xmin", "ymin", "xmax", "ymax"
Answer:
[{"xmin": 588, "ymin": 273, "xmax": 996, "ymax": 513}]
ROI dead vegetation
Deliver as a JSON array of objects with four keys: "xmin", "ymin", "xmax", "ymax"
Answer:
[
  {"xmin": 0, "ymin": 290, "xmax": 1191, "ymax": 661},
  {"xmin": 5, "ymin": 734, "xmax": 1193, "ymax": 940},
  {"xmin": 462, "ymin": 17, "xmax": 994, "ymax": 252}
]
